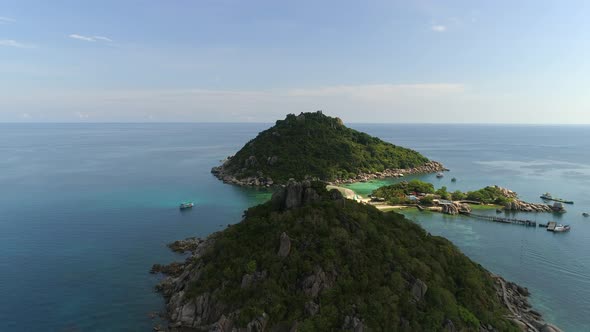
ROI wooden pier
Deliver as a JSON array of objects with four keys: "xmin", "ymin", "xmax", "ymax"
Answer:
[{"xmin": 460, "ymin": 212, "xmax": 537, "ymax": 227}]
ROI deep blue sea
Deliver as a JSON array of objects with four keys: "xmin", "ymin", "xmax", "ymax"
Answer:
[{"xmin": 1, "ymin": 123, "xmax": 589, "ymax": 331}]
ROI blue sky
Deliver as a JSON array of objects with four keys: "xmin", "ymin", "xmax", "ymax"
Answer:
[{"xmin": 1, "ymin": 0, "xmax": 589, "ymax": 123}]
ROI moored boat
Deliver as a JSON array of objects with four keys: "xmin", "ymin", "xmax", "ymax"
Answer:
[
  {"xmin": 436, "ymin": 172, "xmax": 444, "ymax": 178},
  {"xmin": 540, "ymin": 192, "xmax": 574, "ymax": 204},
  {"xmin": 583, "ymin": 212, "xmax": 589, "ymax": 217},
  {"xmin": 451, "ymin": 177, "xmax": 457, "ymax": 182},
  {"xmin": 553, "ymin": 224, "xmax": 571, "ymax": 232},
  {"xmin": 179, "ymin": 202, "xmax": 194, "ymax": 210}
]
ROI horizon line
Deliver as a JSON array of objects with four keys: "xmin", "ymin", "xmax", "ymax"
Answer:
[{"xmin": 1, "ymin": 122, "xmax": 590, "ymax": 126}]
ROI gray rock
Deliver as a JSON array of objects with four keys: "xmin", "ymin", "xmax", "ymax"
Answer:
[
  {"xmin": 301, "ymin": 266, "xmax": 334, "ymax": 298},
  {"xmin": 277, "ymin": 232, "xmax": 291, "ymax": 257},
  {"xmin": 304, "ymin": 301, "xmax": 320, "ymax": 317},
  {"xmin": 241, "ymin": 270, "xmax": 268, "ymax": 289},
  {"xmin": 246, "ymin": 312, "xmax": 268, "ymax": 332},
  {"xmin": 179, "ymin": 301, "xmax": 196, "ymax": 326},
  {"xmin": 411, "ymin": 278, "xmax": 428, "ymax": 301},
  {"xmin": 342, "ymin": 315, "xmax": 365, "ymax": 332},
  {"xmin": 443, "ymin": 319, "xmax": 456, "ymax": 332}
]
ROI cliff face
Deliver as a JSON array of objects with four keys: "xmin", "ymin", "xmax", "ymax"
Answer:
[
  {"xmin": 153, "ymin": 182, "xmax": 524, "ymax": 332},
  {"xmin": 211, "ymin": 112, "xmax": 437, "ymax": 186}
]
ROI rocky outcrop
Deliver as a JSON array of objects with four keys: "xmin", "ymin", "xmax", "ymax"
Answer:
[
  {"xmin": 492, "ymin": 186, "xmax": 564, "ymax": 213},
  {"xmin": 492, "ymin": 274, "xmax": 563, "ymax": 332},
  {"xmin": 441, "ymin": 202, "xmax": 472, "ymax": 215},
  {"xmin": 211, "ymin": 159, "xmax": 275, "ymax": 187},
  {"xmin": 269, "ymin": 180, "xmax": 323, "ymax": 210},
  {"xmin": 331, "ymin": 161, "xmax": 448, "ymax": 185},
  {"xmin": 167, "ymin": 237, "xmax": 203, "ymax": 253},
  {"xmin": 277, "ymin": 232, "xmax": 291, "ymax": 258},
  {"xmin": 410, "ymin": 278, "xmax": 428, "ymax": 302},
  {"xmin": 342, "ymin": 315, "xmax": 365, "ymax": 332},
  {"xmin": 300, "ymin": 266, "xmax": 336, "ymax": 298},
  {"xmin": 504, "ymin": 200, "xmax": 558, "ymax": 213}
]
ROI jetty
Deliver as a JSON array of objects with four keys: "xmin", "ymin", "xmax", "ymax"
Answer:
[{"xmin": 460, "ymin": 212, "xmax": 537, "ymax": 227}]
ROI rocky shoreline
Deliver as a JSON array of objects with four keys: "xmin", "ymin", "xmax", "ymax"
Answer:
[
  {"xmin": 211, "ymin": 160, "xmax": 447, "ymax": 187},
  {"xmin": 329, "ymin": 161, "xmax": 448, "ymax": 185},
  {"xmin": 491, "ymin": 274, "xmax": 562, "ymax": 332},
  {"xmin": 492, "ymin": 186, "xmax": 565, "ymax": 213}
]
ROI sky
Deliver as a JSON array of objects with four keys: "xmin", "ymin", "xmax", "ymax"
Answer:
[{"xmin": 1, "ymin": 0, "xmax": 590, "ymax": 123}]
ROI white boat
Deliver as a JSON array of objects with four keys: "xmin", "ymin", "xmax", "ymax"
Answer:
[
  {"xmin": 553, "ymin": 224, "xmax": 570, "ymax": 232},
  {"xmin": 179, "ymin": 202, "xmax": 194, "ymax": 209},
  {"xmin": 436, "ymin": 172, "xmax": 444, "ymax": 178}
]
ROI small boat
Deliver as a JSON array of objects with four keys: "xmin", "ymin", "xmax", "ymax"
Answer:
[
  {"xmin": 436, "ymin": 172, "xmax": 444, "ymax": 178},
  {"xmin": 540, "ymin": 192, "xmax": 574, "ymax": 204},
  {"xmin": 583, "ymin": 212, "xmax": 589, "ymax": 217},
  {"xmin": 179, "ymin": 202, "xmax": 194, "ymax": 210},
  {"xmin": 496, "ymin": 209, "xmax": 503, "ymax": 214},
  {"xmin": 553, "ymin": 224, "xmax": 571, "ymax": 232},
  {"xmin": 451, "ymin": 177, "xmax": 457, "ymax": 182}
]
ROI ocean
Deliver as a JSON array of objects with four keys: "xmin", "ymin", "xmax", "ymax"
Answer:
[{"xmin": 0, "ymin": 123, "xmax": 589, "ymax": 331}]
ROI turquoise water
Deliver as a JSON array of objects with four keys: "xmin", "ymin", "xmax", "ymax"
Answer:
[
  {"xmin": 347, "ymin": 124, "xmax": 590, "ymax": 331},
  {"xmin": 1, "ymin": 124, "xmax": 589, "ymax": 331}
]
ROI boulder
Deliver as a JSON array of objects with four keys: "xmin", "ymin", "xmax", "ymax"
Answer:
[
  {"xmin": 304, "ymin": 301, "xmax": 320, "ymax": 317},
  {"xmin": 277, "ymin": 232, "xmax": 291, "ymax": 257},
  {"xmin": 411, "ymin": 278, "xmax": 428, "ymax": 301}
]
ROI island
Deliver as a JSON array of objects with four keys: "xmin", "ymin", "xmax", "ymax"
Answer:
[
  {"xmin": 370, "ymin": 181, "xmax": 566, "ymax": 214},
  {"xmin": 211, "ymin": 111, "xmax": 446, "ymax": 186},
  {"xmin": 154, "ymin": 113, "xmax": 562, "ymax": 331},
  {"xmin": 154, "ymin": 181, "xmax": 560, "ymax": 331}
]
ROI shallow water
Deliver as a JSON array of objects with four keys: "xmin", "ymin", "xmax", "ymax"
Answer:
[{"xmin": 1, "ymin": 123, "xmax": 589, "ymax": 331}]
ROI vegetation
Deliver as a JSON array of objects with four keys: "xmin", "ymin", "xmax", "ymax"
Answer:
[
  {"xmin": 372, "ymin": 181, "xmax": 515, "ymax": 206},
  {"xmin": 186, "ymin": 183, "xmax": 517, "ymax": 331},
  {"xmin": 371, "ymin": 180, "xmax": 434, "ymax": 204},
  {"xmin": 464, "ymin": 187, "xmax": 513, "ymax": 205},
  {"xmin": 221, "ymin": 112, "xmax": 430, "ymax": 183}
]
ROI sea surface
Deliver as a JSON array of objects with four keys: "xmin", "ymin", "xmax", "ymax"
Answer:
[{"xmin": 1, "ymin": 123, "xmax": 589, "ymax": 331}]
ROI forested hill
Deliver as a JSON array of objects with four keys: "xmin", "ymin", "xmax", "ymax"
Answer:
[
  {"xmin": 156, "ymin": 181, "xmax": 517, "ymax": 331},
  {"xmin": 212, "ymin": 112, "xmax": 431, "ymax": 185}
]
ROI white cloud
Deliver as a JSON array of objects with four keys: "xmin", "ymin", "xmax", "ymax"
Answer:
[
  {"xmin": 69, "ymin": 34, "xmax": 112, "ymax": 42},
  {"xmin": 0, "ymin": 39, "xmax": 34, "ymax": 48},
  {"xmin": 93, "ymin": 36, "xmax": 112, "ymax": 42},
  {"xmin": 69, "ymin": 34, "xmax": 96, "ymax": 42},
  {"xmin": 0, "ymin": 16, "xmax": 15, "ymax": 24},
  {"xmin": 431, "ymin": 25, "xmax": 447, "ymax": 32}
]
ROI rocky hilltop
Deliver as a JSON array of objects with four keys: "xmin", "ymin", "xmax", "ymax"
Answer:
[
  {"xmin": 211, "ymin": 111, "xmax": 444, "ymax": 186},
  {"xmin": 152, "ymin": 181, "xmax": 562, "ymax": 331}
]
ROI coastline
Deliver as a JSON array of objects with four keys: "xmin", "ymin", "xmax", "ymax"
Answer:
[{"xmin": 211, "ymin": 160, "xmax": 447, "ymax": 187}]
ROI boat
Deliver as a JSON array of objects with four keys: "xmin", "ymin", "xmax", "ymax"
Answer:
[
  {"xmin": 179, "ymin": 202, "xmax": 194, "ymax": 210},
  {"xmin": 583, "ymin": 212, "xmax": 589, "ymax": 217},
  {"xmin": 540, "ymin": 192, "xmax": 574, "ymax": 204},
  {"xmin": 496, "ymin": 209, "xmax": 503, "ymax": 214},
  {"xmin": 451, "ymin": 177, "xmax": 457, "ymax": 182},
  {"xmin": 436, "ymin": 172, "xmax": 444, "ymax": 178},
  {"xmin": 553, "ymin": 224, "xmax": 571, "ymax": 232},
  {"xmin": 546, "ymin": 221, "xmax": 570, "ymax": 232}
]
